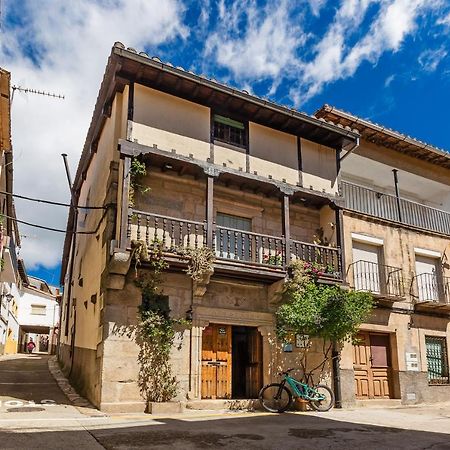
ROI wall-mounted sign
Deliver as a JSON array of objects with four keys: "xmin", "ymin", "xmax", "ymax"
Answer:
[
  {"xmin": 283, "ymin": 343, "xmax": 293, "ymax": 353},
  {"xmin": 406, "ymin": 352, "xmax": 419, "ymax": 372},
  {"xmin": 218, "ymin": 327, "xmax": 227, "ymax": 335},
  {"xmin": 296, "ymin": 334, "xmax": 310, "ymax": 349}
]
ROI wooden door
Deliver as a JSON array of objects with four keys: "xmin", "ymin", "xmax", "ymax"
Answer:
[
  {"xmin": 201, "ymin": 324, "xmax": 232, "ymax": 399},
  {"xmin": 353, "ymin": 332, "xmax": 392, "ymax": 399},
  {"xmin": 246, "ymin": 328, "xmax": 263, "ymax": 398}
]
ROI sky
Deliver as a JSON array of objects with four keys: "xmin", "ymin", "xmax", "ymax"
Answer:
[{"xmin": 0, "ymin": 0, "xmax": 449, "ymax": 286}]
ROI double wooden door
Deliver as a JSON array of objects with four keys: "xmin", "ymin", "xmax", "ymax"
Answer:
[
  {"xmin": 201, "ymin": 324, "xmax": 232, "ymax": 399},
  {"xmin": 353, "ymin": 332, "xmax": 392, "ymax": 399},
  {"xmin": 201, "ymin": 324, "xmax": 263, "ymax": 399}
]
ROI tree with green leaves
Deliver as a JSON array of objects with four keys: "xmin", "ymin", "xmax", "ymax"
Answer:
[{"xmin": 276, "ymin": 260, "xmax": 374, "ymax": 380}]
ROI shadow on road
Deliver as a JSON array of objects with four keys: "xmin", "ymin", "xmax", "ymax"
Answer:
[{"xmin": 1, "ymin": 411, "xmax": 450, "ymax": 449}]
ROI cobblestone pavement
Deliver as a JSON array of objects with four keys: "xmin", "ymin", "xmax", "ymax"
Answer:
[{"xmin": 1, "ymin": 354, "xmax": 450, "ymax": 449}]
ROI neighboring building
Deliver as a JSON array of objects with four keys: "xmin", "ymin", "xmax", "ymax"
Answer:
[
  {"xmin": 17, "ymin": 264, "xmax": 60, "ymax": 354},
  {"xmin": 59, "ymin": 43, "xmax": 359, "ymax": 412},
  {"xmin": 316, "ymin": 105, "xmax": 450, "ymax": 406},
  {"xmin": 0, "ymin": 67, "xmax": 22, "ymax": 355}
]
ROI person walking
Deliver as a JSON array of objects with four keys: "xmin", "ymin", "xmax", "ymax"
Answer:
[{"xmin": 26, "ymin": 338, "xmax": 36, "ymax": 354}]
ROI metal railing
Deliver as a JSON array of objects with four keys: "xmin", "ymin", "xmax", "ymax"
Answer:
[
  {"xmin": 342, "ymin": 181, "xmax": 450, "ymax": 235},
  {"xmin": 348, "ymin": 260, "xmax": 404, "ymax": 297},
  {"xmin": 412, "ymin": 272, "xmax": 450, "ymax": 305},
  {"xmin": 127, "ymin": 210, "xmax": 342, "ymax": 277}
]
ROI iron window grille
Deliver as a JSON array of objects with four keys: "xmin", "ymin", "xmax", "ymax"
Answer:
[
  {"xmin": 425, "ymin": 336, "xmax": 450, "ymax": 385},
  {"xmin": 213, "ymin": 114, "xmax": 247, "ymax": 148}
]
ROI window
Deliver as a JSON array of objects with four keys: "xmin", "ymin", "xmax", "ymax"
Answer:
[
  {"xmin": 213, "ymin": 114, "xmax": 247, "ymax": 148},
  {"xmin": 415, "ymin": 255, "xmax": 441, "ymax": 302},
  {"xmin": 352, "ymin": 241, "xmax": 382, "ymax": 294},
  {"xmin": 31, "ymin": 304, "xmax": 46, "ymax": 315},
  {"xmin": 216, "ymin": 213, "xmax": 251, "ymax": 261},
  {"xmin": 425, "ymin": 336, "xmax": 449, "ymax": 384}
]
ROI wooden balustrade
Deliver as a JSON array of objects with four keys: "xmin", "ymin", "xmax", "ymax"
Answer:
[{"xmin": 126, "ymin": 210, "xmax": 342, "ymax": 278}]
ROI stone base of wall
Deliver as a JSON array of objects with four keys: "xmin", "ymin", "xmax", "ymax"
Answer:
[
  {"xmin": 340, "ymin": 368, "xmax": 356, "ymax": 407},
  {"xmin": 399, "ymin": 371, "xmax": 450, "ymax": 404},
  {"xmin": 59, "ymin": 343, "xmax": 101, "ymax": 408},
  {"xmin": 100, "ymin": 400, "xmax": 146, "ymax": 413}
]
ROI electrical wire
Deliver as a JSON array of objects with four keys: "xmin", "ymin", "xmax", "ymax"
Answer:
[
  {"xmin": 0, "ymin": 190, "xmax": 107, "ymax": 210},
  {"xmin": 1, "ymin": 207, "xmax": 111, "ymax": 235}
]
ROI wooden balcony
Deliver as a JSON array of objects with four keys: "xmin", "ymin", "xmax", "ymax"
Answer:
[
  {"xmin": 412, "ymin": 273, "xmax": 450, "ymax": 310},
  {"xmin": 342, "ymin": 181, "xmax": 450, "ymax": 236},
  {"xmin": 347, "ymin": 260, "xmax": 404, "ymax": 301},
  {"xmin": 126, "ymin": 210, "xmax": 342, "ymax": 282}
]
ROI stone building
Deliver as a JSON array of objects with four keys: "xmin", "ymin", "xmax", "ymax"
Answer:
[
  {"xmin": 59, "ymin": 43, "xmax": 450, "ymax": 412},
  {"xmin": 0, "ymin": 67, "xmax": 22, "ymax": 355},
  {"xmin": 58, "ymin": 43, "xmax": 358, "ymax": 412},
  {"xmin": 316, "ymin": 106, "xmax": 450, "ymax": 406}
]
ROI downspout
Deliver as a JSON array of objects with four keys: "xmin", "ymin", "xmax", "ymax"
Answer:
[
  {"xmin": 392, "ymin": 169, "xmax": 402, "ymax": 222},
  {"xmin": 339, "ymin": 136, "xmax": 360, "ymax": 163},
  {"xmin": 332, "ymin": 136, "xmax": 360, "ymax": 410}
]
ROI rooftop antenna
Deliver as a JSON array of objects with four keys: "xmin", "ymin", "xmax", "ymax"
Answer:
[{"xmin": 11, "ymin": 85, "xmax": 65, "ymax": 104}]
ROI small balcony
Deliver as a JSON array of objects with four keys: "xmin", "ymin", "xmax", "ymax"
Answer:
[
  {"xmin": 347, "ymin": 260, "xmax": 404, "ymax": 300},
  {"xmin": 412, "ymin": 273, "xmax": 450, "ymax": 310},
  {"xmin": 126, "ymin": 210, "xmax": 342, "ymax": 281},
  {"xmin": 342, "ymin": 181, "xmax": 450, "ymax": 236}
]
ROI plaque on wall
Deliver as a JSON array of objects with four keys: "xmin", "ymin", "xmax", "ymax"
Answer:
[{"xmin": 406, "ymin": 352, "xmax": 419, "ymax": 371}]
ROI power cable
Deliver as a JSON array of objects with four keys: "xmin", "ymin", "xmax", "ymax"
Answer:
[
  {"xmin": 1, "ymin": 207, "xmax": 111, "ymax": 235},
  {"xmin": 0, "ymin": 190, "xmax": 107, "ymax": 210}
]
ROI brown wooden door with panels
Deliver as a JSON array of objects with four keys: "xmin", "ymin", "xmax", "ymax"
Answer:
[{"xmin": 353, "ymin": 332, "xmax": 392, "ymax": 399}]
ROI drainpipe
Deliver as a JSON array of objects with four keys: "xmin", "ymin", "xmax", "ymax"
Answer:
[
  {"xmin": 392, "ymin": 169, "xmax": 402, "ymax": 222},
  {"xmin": 332, "ymin": 340, "xmax": 342, "ymax": 408}
]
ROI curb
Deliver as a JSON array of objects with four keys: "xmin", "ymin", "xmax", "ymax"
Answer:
[{"xmin": 47, "ymin": 355, "xmax": 106, "ymax": 417}]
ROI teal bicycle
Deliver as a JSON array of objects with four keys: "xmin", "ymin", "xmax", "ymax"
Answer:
[{"xmin": 259, "ymin": 368, "xmax": 334, "ymax": 413}]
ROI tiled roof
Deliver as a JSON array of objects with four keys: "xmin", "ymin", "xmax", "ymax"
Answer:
[{"xmin": 315, "ymin": 104, "xmax": 450, "ymax": 168}]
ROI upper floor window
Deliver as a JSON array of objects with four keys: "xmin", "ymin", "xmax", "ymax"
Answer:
[
  {"xmin": 213, "ymin": 114, "xmax": 247, "ymax": 148},
  {"xmin": 31, "ymin": 304, "xmax": 46, "ymax": 315}
]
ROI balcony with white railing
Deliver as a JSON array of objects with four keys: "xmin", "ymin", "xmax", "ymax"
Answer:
[{"xmin": 342, "ymin": 181, "xmax": 450, "ymax": 236}]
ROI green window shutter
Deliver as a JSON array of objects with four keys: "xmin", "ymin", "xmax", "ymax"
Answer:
[{"xmin": 213, "ymin": 114, "xmax": 245, "ymax": 130}]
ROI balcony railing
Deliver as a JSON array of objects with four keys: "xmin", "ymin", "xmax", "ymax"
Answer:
[
  {"xmin": 413, "ymin": 273, "xmax": 450, "ymax": 305},
  {"xmin": 127, "ymin": 210, "xmax": 342, "ymax": 278},
  {"xmin": 342, "ymin": 181, "xmax": 450, "ymax": 236},
  {"xmin": 347, "ymin": 260, "xmax": 404, "ymax": 298}
]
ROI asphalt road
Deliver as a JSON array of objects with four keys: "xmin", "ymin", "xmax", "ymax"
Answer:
[{"xmin": 1, "ymin": 354, "xmax": 450, "ymax": 449}]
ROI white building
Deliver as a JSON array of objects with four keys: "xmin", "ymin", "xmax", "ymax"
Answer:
[{"xmin": 17, "ymin": 269, "xmax": 60, "ymax": 354}]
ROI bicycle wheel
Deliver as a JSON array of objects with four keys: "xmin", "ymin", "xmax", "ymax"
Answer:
[
  {"xmin": 309, "ymin": 384, "xmax": 334, "ymax": 412},
  {"xmin": 259, "ymin": 383, "xmax": 292, "ymax": 413}
]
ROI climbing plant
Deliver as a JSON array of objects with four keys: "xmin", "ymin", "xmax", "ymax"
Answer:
[
  {"xmin": 129, "ymin": 157, "xmax": 150, "ymax": 207},
  {"xmin": 132, "ymin": 240, "xmax": 189, "ymax": 407},
  {"xmin": 177, "ymin": 246, "xmax": 215, "ymax": 282},
  {"xmin": 276, "ymin": 260, "xmax": 374, "ymax": 379}
]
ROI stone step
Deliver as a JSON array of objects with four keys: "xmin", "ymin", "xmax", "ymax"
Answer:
[
  {"xmin": 186, "ymin": 399, "xmax": 260, "ymax": 411},
  {"xmin": 354, "ymin": 399, "xmax": 403, "ymax": 408}
]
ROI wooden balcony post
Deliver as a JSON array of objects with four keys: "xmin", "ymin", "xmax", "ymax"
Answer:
[
  {"xmin": 120, "ymin": 156, "xmax": 131, "ymax": 249},
  {"xmin": 282, "ymin": 194, "xmax": 291, "ymax": 267},
  {"xmin": 334, "ymin": 206, "xmax": 346, "ymax": 282},
  {"xmin": 206, "ymin": 174, "xmax": 214, "ymax": 248}
]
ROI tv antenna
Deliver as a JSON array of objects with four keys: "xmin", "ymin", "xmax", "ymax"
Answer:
[{"xmin": 11, "ymin": 85, "xmax": 65, "ymax": 104}]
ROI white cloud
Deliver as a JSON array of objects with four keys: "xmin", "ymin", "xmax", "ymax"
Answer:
[
  {"xmin": 204, "ymin": 0, "xmax": 305, "ymax": 79},
  {"xmin": 1, "ymin": 0, "xmax": 187, "ymax": 271},
  {"xmin": 418, "ymin": 47, "xmax": 448, "ymax": 71},
  {"xmin": 307, "ymin": 0, "xmax": 327, "ymax": 17},
  {"xmin": 294, "ymin": 0, "xmax": 442, "ymax": 103},
  {"xmin": 384, "ymin": 74, "xmax": 396, "ymax": 87},
  {"xmin": 437, "ymin": 11, "xmax": 450, "ymax": 27}
]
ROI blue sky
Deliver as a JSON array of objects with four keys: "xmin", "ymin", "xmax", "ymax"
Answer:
[{"xmin": 1, "ymin": 0, "xmax": 450, "ymax": 286}]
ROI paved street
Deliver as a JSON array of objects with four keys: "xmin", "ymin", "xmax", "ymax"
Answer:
[{"xmin": 1, "ymin": 354, "xmax": 450, "ymax": 449}]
